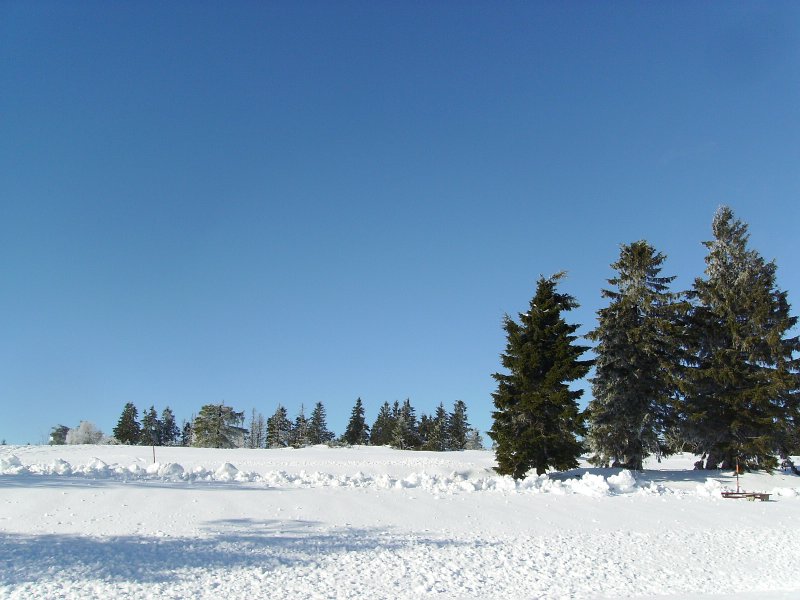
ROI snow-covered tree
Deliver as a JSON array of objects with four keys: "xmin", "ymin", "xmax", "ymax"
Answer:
[
  {"xmin": 247, "ymin": 409, "xmax": 266, "ymax": 449},
  {"xmin": 391, "ymin": 399, "xmax": 420, "ymax": 449},
  {"xmin": 586, "ymin": 241, "xmax": 684, "ymax": 470},
  {"xmin": 66, "ymin": 421, "xmax": 104, "ymax": 445},
  {"xmin": 192, "ymin": 404, "xmax": 246, "ymax": 448},
  {"xmin": 681, "ymin": 207, "xmax": 800, "ymax": 471},
  {"xmin": 290, "ymin": 405, "xmax": 310, "ymax": 448},
  {"xmin": 266, "ymin": 405, "xmax": 292, "ymax": 448},
  {"xmin": 422, "ymin": 403, "xmax": 449, "ymax": 451}
]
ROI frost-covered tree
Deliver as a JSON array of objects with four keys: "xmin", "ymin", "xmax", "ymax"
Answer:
[
  {"xmin": 113, "ymin": 403, "xmax": 141, "ymax": 445},
  {"xmin": 681, "ymin": 207, "xmax": 800, "ymax": 471},
  {"xmin": 290, "ymin": 405, "xmax": 310, "ymax": 448},
  {"xmin": 308, "ymin": 402, "xmax": 334, "ymax": 445},
  {"xmin": 192, "ymin": 404, "xmax": 246, "ymax": 448},
  {"xmin": 266, "ymin": 405, "xmax": 292, "ymax": 448},
  {"xmin": 160, "ymin": 407, "xmax": 180, "ymax": 446},
  {"xmin": 465, "ymin": 428, "xmax": 484, "ymax": 450},
  {"xmin": 343, "ymin": 397, "xmax": 370, "ymax": 445},
  {"xmin": 66, "ymin": 421, "xmax": 104, "ymax": 445},
  {"xmin": 488, "ymin": 273, "xmax": 592, "ymax": 478},
  {"xmin": 247, "ymin": 409, "xmax": 266, "ymax": 449},
  {"xmin": 586, "ymin": 241, "xmax": 684, "ymax": 470}
]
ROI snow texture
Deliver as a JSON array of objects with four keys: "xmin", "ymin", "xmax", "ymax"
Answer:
[{"xmin": 1, "ymin": 445, "xmax": 799, "ymax": 599}]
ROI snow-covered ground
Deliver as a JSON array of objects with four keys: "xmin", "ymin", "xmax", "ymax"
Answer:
[{"xmin": 1, "ymin": 445, "xmax": 799, "ymax": 599}]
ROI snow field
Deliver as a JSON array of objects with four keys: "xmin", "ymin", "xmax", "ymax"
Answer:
[{"xmin": 1, "ymin": 445, "xmax": 799, "ymax": 599}]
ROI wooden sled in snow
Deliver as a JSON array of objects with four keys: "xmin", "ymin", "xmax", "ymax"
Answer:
[{"xmin": 721, "ymin": 491, "xmax": 770, "ymax": 501}]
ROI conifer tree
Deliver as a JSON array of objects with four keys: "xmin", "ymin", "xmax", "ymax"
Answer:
[
  {"xmin": 465, "ymin": 428, "xmax": 484, "ymax": 450},
  {"xmin": 290, "ymin": 405, "xmax": 310, "ymax": 448},
  {"xmin": 113, "ymin": 403, "xmax": 141, "ymax": 445},
  {"xmin": 448, "ymin": 400, "xmax": 470, "ymax": 450},
  {"xmin": 180, "ymin": 419, "xmax": 193, "ymax": 446},
  {"xmin": 586, "ymin": 241, "xmax": 684, "ymax": 469},
  {"xmin": 160, "ymin": 407, "xmax": 180, "ymax": 446},
  {"xmin": 422, "ymin": 403, "xmax": 449, "ymax": 451},
  {"xmin": 391, "ymin": 399, "xmax": 420, "ymax": 449},
  {"xmin": 266, "ymin": 405, "xmax": 292, "ymax": 448},
  {"xmin": 49, "ymin": 424, "xmax": 69, "ymax": 445},
  {"xmin": 192, "ymin": 403, "xmax": 246, "ymax": 448},
  {"xmin": 140, "ymin": 405, "xmax": 162, "ymax": 446},
  {"xmin": 343, "ymin": 397, "xmax": 370, "ymax": 445},
  {"xmin": 370, "ymin": 401, "xmax": 395, "ymax": 446},
  {"xmin": 488, "ymin": 273, "xmax": 592, "ymax": 478},
  {"xmin": 308, "ymin": 402, "xmax": 334, "ymax": 445},
  {"xmin": 681, "ymin": 207, "xmax": 800, "ymax": 471}
]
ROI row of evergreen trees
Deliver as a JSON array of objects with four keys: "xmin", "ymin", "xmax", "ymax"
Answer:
[
  {"xmin": 108, "ymin": 397, "xmax": 482, "ymax": 451},
  {"xmin": 489, "ymin": 206, "xmax": 799, "ymax": 478}
]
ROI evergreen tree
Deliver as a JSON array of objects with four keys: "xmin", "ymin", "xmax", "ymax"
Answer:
[
  {"xmin": 113, "ymin": 403, "xmax": 141, "ymax": 445},
  {"xmin": 488, "ymin": 273, "xmax": 592, "ymax": 478},
  {"xmin": 422, "ymin": 403, "xmax": 449, "ymax": 451},
  {"xmin": 370, "ymin": 401, "xmax": 396, "ymax": 446},
  {"xmin": 290, "ymin": 405, "xmax": 310, "ymax": 448},
  {"xmin": 266, "ymin": 405, "xmax": 292, "ymax": 448},
  {"xmin": 192, "ymin": 403, "xmax": 246, "ymax": 448},
  {"xmin": 465, "ymin": 428, "xmax": 484, "ymax": 450},
  {"xmin": 391, "ymin": 399, "xmax": 420, "ymax": 449},
  {"xmin": 308, "ymin": 402, "xmax": 334, "ymax": 445},
  {"xmin": 180, "ymin": 419, "xmax": 193, "ymax": 446},
  {"xmin": 49, "ymin": 424, "xmax": 69, "ymax": 445},
  {"xmin": 681, "ymin": 207, "xmax": 800, "ymax": 471},
  {"xmin": 586, "ymin": 241, "xmax": 684, "ymax": 470},
  {"xmin": 160, "ymin": 407, "xmax": 180, "ymax": 446},
  {"xmin": 140, "ymin": 405, "xmax": 162, "ymax": 446},
  {"xmin": 448, "ymin": 400, "xmax": 470, "ymax": 450},
  {"xmin": 343, "ymin": 397, "xmax": 370, "ymax": 445}
]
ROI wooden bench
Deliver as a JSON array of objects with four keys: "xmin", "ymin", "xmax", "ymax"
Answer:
[{"xmin": 721, "ymin": 491, "xmax": 770, "ymax": 501}]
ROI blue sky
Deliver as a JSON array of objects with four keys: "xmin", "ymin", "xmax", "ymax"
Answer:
[{"xmin": 2, "ymin": 2, "xmax": 799, "ymax": 445}]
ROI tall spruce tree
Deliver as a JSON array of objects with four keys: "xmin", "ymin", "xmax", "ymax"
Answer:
[
  {"xmin": 113, "ymin": 403, "xmax": 141, "ymax": 445},
  {"xmin": 681, "ymin": 206, "xmax": 800, "ymax": 471},
  {"xmin": 488, "ymin": 273, "xmax": 592, "ymax": 478},
  {"xmin": 370, "ymin": 401, "xmax": 395, "ymax": 446},
  {"xmin": 266, "ymin": 405, "xmax": 292, "ymax": 448},
  {"xmin": 308, "ymin": 402, "xmax": 334, "ymax": 445},
  {"xmin": 586, "ymin": 241, "xmax": 684, "ymax": 469},
  {"xmin": 140, "ymin": 406, "xmax": 162, "ymax": 446},
  {"xmin": 343, "ymin": 397, "xmax": 370, "ymax": 445},
  {"xmin": 192, "ymin": 404, "xmax": 246, "ymax": 448},
  {"xmin": 391, "ymin": 399, "xmax": 420, "ymax": 449},
  {"xmin": 160, "ymin": 407, "xmax": 180, "ymax": 446},
  {"xmin": 290, "ymin": 405, "xmax": 310, "ymax": 448},
  {"xmin": 448, "ymin": 400, "xmax": 470, "ymax": 450},
  {"xmin": 422, "ymin": 403, "xmax": 449, "ymax": 451}
]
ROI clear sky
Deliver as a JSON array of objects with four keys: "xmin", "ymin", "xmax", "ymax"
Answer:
[{"xmin": 2, "ymin": 2, "xmax": 799, "ymax": 445}]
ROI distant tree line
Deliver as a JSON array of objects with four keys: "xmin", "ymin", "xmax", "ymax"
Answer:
[
  {"xmin": 50, "ymin": 397, "xmax": 483, "ymax": 452},
  {"xmin": 490, "ymin": 206, "xmax": 800, "ymax": 478}
]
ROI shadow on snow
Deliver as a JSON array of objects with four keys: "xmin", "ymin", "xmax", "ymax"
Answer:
[{"xmin": 0, "ymin": 518, "xmax": 469, "ymax": 586}]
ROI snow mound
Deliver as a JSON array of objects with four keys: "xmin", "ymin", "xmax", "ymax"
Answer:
[
  {"xmin": 696, "ymin": 478, "xmax": 723, "ymax": 498},
  {"xmin": 49, "ymin": 458, "xmax": 73, "ymax": 475},
  {"xmin": 214, "ymin": 462, "xmax": 239, "ymax": 481},
  {"xmin": 608, "ymin": 470, "xmax": 637, "ymax": 493},
  {"xmin": 0, "ymin": 454, "xmax": 27, "ymax": 475}
]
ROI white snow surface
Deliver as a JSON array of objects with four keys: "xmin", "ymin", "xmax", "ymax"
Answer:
[{"xmin": 1, "ymin": 445, "xmax": 799, "ymax": 599}]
